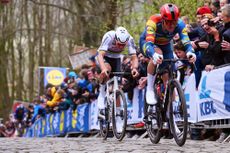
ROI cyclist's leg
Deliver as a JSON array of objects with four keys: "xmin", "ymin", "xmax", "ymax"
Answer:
[
  {"xmin": 143, "ymin": 42, "xmax": 162, "ymax": 105},
  {"xmin": 159, "ymin": 43, "xmax": 174, "ymax": 87},
  {"xmin": 97, "ymin": 57, "xmax": 112, "ymax": 111},
  {"xmin": 110, "ymin": 57, "xmax": 121, "ymax": 108}
]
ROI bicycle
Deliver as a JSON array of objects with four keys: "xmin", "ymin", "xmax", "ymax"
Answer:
[
  {"xmin": 99, "ymin": 72, "xmax": 128, "ymax": 141},
  {"xmin": 144, "ymin": 58, "xmax": 188, "ymax": 146}
]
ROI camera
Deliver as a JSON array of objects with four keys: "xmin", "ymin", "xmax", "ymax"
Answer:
[{"xmin": 207, "ymin": 20, "xmax": 216, "ymax": 27}]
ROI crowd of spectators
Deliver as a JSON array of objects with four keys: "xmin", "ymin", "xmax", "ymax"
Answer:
[{"xmin": 0, "ymin": 0, "xmax": 230, "ymax": 142}]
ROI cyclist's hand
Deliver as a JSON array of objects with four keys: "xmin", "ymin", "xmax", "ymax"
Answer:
[
  {"xmin": 131, "ymin": 68, "xmax": 139, "ymax": 78},
  {"xmin": 153, "ymin": 52, "xmax": 163, "ymax": 64},
  {"xmin": 100, "ymin": 69, "xmax": 109, "ymax": 84},
  {"xmin": 138, "ymin": 77, "xmax": 147, "ymax": 89},
  {"xmin": 101, "ymin": 69, "xmax": 109, "ymax": 77},
  {"xmin": 186, "ymin": 52, "xmax": 196, "ymax": 63}
]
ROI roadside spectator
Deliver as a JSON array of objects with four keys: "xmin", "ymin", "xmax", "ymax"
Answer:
[
  {"xmin": 220, "ymin": 0, "xmax": 228, "ymax": 9},
  {"xmin": 188, "ymin": 6, "xmax": 211, "ymax": 40},
  {"xmin": 220, "ymin": 4, "xmax": 230, "ymax": 63},
  {"xmin": 181, "ymin": 16, "xmax": 192, "ymax": 32},
  {"xmin": 211, "ymin": 0, "xmax": 220, "ymax": 16},
  {"xmin": 31, "ymin": 97, "xmax": 46, "ymax": 124},
  {"xmin": 204, "ymin": 0, "xmax": 211, "ymax": 7},
  {"xmin": 25, "ymin": 104, "xmax": 34, "ymax": 127},
  {"xmin": 174, "ymin": 41, "xmax": 193, "ymax": 86},
  {"xmin": 216, "ymin": 4, "xmax": 230, "ymax": 142},
  {"xmin": 2, "ymin": 121, "xmax": 15, "ymax": 137},
  {"xmin": 194, "ymin": 14, "xmax": 224, "ymax": 71}
]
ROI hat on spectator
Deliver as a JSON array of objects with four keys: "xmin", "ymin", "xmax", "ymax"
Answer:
[
  {"xmin": 68, "ymin": 71, "xmax": 78, "ymax": 79},
  {"xmin": 196, "ymin": 6, "xmax": 212, "ymax": 15}
]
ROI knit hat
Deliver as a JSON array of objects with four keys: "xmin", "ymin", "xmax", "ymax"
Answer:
[{"xmin": 196, "ymin": 6, "xmax": 212, "ymax": 15}]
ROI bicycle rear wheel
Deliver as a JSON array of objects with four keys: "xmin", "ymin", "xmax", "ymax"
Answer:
[
  {"xmin": 99, "ymin": 97, "xmax": 110, "ymax": 140},
  {"xmin": 112, "ymin": 89, "xmax": 127, "ymax": 141},
  {"xmin": 168, "ymin": 79, "xmax": 188, "ymax": 146}
]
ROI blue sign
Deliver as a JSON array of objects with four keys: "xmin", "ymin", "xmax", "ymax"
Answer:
[
  {"xmin": 76, "ymin": 103, "xmax": 89, "ymax": 132},
  {"xmin": 44, "ymin": 67, "xmax": 66, "ymax": 87},
  {"xmin": 199, "ymin": 76, "xmax": 211, "ymax": 99},
  {"xmin": 223, "ymin": 72, "xmax": 230, "ymax": 111}
]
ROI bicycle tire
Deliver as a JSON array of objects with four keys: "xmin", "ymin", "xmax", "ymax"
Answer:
[
  {"xmin": 99, "ymin": 97, "xmax": 110, "ymax": 140},
  {"xmin": 168, "ymin": 79, "xmax": 188, "ymax": 146},
  {"xmin": 111, "ymin": 89, "xmax": 127, "ymax": 141},
  {"xmin": 145, "ymin": 102, "xmax": 162, "ymax": 144}
]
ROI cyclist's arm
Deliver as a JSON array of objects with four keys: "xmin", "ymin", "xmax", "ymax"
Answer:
[
  {"xmin": 144, "ymin": 15, "xmax": 160, "ymax": 56},
  {"xmin": 178, "ymin": 19, "xmax": 195, "ymax": 53},
  {"xmin": 97, "ymin": 32, "xmax": 111, "ymax": 72},
  {"xmin": 127, "ymin": 37, "xmax": 138, "ymax": 69},
  {"xmin": 97, "ymin": 51, "xmax": 107, "ymax": 71},
  {"xmin": 130, "ymin": 54, "xmax": 138, "ymax": 69},
  {"xmin": 146, "ymin": 17, "xmax": 157, "ymax": 43}
]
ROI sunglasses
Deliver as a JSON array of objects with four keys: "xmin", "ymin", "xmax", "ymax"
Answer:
[
  {"xmin": 164, "ymin": 20, "xmax": 177, "ymax": 26},
  {"xmin": 116, "ymin": 41, "xmax": 127, "ymax": 48}
]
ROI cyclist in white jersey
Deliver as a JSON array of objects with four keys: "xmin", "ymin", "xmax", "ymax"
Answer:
[{"xmin": 97, "ymin": 26, "xmax": 139, "ymax": 117}]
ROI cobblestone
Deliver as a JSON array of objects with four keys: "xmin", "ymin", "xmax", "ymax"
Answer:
[{"xmin": 0, "ymin": 137, "xmax": 230, "ymax": 153}]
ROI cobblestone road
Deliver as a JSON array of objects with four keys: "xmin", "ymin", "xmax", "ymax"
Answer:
[{"xmin": 0, "ymin": 137, "xmax": 230, "ymax": 153}]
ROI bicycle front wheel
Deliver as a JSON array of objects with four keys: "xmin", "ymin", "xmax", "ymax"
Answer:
[
  {"xmin": 168, "ymin": 79, "xmax": 188, "ymax": 146},
  {"xmin": 99, "ymin": 97, "xmax": 110, "ymax": 140},
  {"xmin": 145, "ymin": 103, "xmax": 162, "ymax": 144},
  {"xmin": 112, "ymin": 89, "xmax": 127, "ymax": 141}
]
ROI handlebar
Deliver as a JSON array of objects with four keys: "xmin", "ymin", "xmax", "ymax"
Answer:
[
  {"xmin": 110, "ymin": 72, "xmax": 131, "ymax": 75},
  {"xmin": 162, "ymin": 58, "xmax": 189, "ymax": 63},
  {"xmin": 160, "ymin": 58, "xmax": 197, "ymax": 71}
]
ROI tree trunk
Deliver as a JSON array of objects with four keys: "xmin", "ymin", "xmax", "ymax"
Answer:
[{"xmin": 0, "ymin": 6, "xmax": 10, "ymax": 118}]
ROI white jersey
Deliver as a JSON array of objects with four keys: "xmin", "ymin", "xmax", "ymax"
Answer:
[{"xmin": 98, "ymin": 31, "xmax": 136, "ymax": 58}]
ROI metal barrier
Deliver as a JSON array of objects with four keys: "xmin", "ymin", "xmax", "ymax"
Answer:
[{"xmin": 190, "ymin": 119, "xmax": 230, "ymax": 129}]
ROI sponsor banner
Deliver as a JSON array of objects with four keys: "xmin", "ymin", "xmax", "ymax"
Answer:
[
  {"xmin": 43, "ymin": 67, "xmax": 66, "ymax": 87},
  {"xmin": 41, "ymin": 118, "xmax": 46, "ymax": 137},
  {"xmin": 37, "ymin": 119, "xmax": 42, "ymax": 137},
  {"xmin": 76, "ymin": 103, "xmax": 89, "ymax": 132},
  {"xmin": 183, "ymin": 73, "xmax": 198, "ymax": 123},
  {"xmin": 89, "ymin": 100, "xmax": 99, "ymax": 130},
  {"xmin": 127, "ymin": 88, "xmax": 145, "ymax": 124},
  {"xmin": 53, "ymin": 112, "xmax": 60, "ymax": 135},
  {"xmin": 59, "ymin": 111, "xmax": 66, "ymax": 135},
  {"xmin": 45, "ymin": 114, "xmax": 51, "ymax": 136},
  {"xmin": 65, "ymin": 108, "xmax": 72, "ymax": 132},
  {"xmin": 197, "ymin": 66, "xmax": 230, "ymax": 122},
  {"xmin": 71, "ymin": 109, "xmax": 78, "ymax": 132}
]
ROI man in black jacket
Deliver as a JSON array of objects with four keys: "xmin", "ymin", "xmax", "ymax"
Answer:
[
  {"xmin": 193, "ymin": 14, "xmax": 224, "ymax": 71},
  {"xmin": 221, "ymin": 4, "xmax": 230, "ymax": 63}
]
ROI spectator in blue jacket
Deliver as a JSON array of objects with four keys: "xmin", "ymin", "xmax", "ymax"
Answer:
[{"xmin": 31, "ymin": 97, "xmax": 46, "ymax": 124}]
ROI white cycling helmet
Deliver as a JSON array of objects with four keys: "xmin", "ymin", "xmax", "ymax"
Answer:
[{"xmin": 115, "ymin": 26, "xmax": 130, "ymax": 44}]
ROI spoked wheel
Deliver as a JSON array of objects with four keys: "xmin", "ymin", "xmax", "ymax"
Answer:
[
  {"xmin": 145, "ymin": 103, "xmax": 163, "ymax": 144},
  {"xmin": 112, "ymin": 89, "xmax": 127, "ymax": 141},
  {"xmin": 168, "ymin": 80, "xmax": 188, "ymax": 146},
  {"xmin": 99, "ymin": 97, "xmax": 110, "ymax": 140}
]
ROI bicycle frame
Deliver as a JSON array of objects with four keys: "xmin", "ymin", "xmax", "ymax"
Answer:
[
  {"xmin": 157, "ymin": 58, "xmax": 188, "ymax": 107},
  {"xmin": 100, "ymin": 72, "xmax": 128, "ymax": 141},
  {"xmin": 155, "ymin": 60, "xmax": 176, "ymax": 121},
  {"xmin": 105, "ymin": 75, "xmax": 119, "ymax": 105}
]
